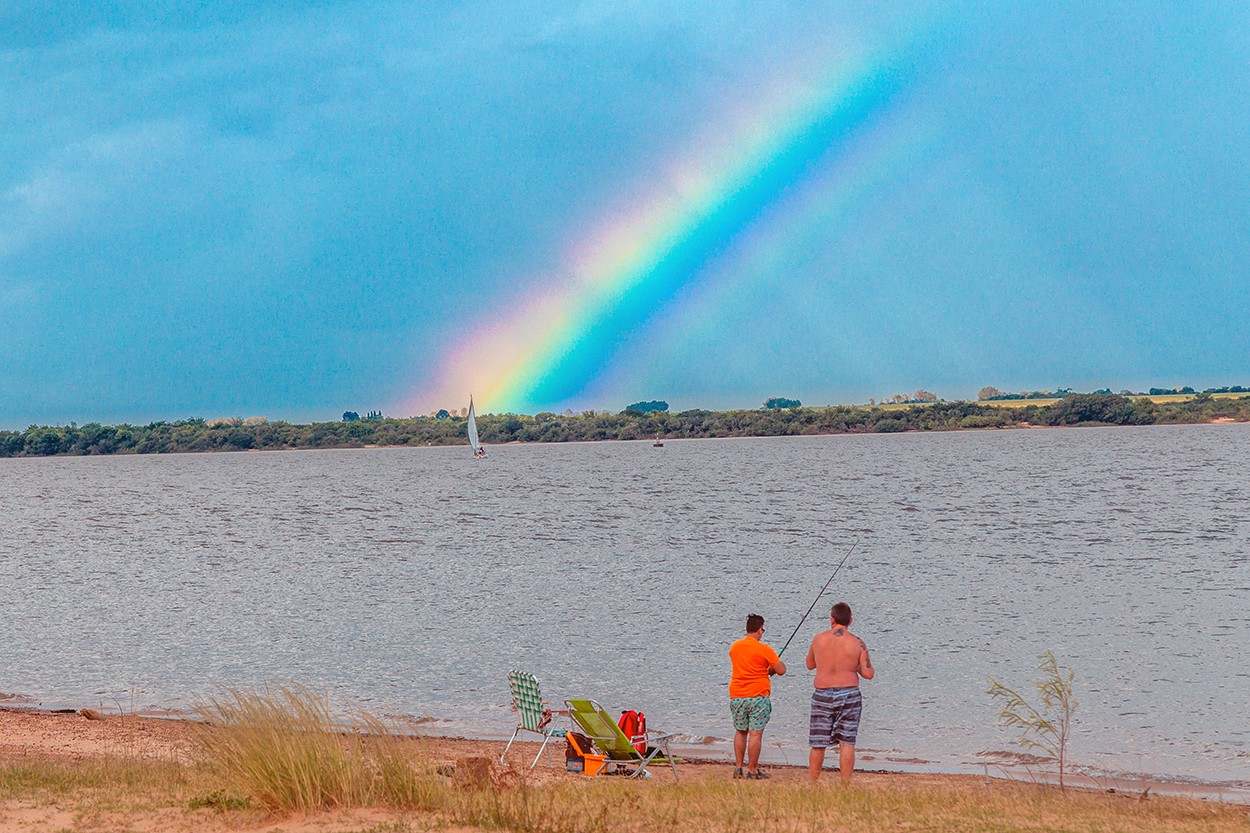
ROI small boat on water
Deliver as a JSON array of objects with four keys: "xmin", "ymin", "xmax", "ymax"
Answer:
[
  {"xmin": 653, "ymin": 434, "xmax": 664, "ymax": 447},
  {"xmin": 468, "ymin": 396, "xmax": 486, "ymax": 458}
]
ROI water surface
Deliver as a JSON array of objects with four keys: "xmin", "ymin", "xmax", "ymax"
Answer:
[{"xmin": 1, "ymin": 424, "xmax": 1246, "ymax": 785}]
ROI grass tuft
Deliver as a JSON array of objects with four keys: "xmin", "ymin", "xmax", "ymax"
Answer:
[
  {"xmin": 9, "ymin": 688, "xmax": 1246, "ymax": 831},
  {"xmin": 0, "ymin": 757, "xmax": 187, "ymax": 800},
  {"xmin": 194, "ymin": 683, "xmax": 445, "ymax": 813}
]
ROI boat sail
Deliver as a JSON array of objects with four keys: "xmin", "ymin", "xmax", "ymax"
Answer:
[{"xmin": 467, "ymin": 396, "xmax": 484, "ymax": 457}]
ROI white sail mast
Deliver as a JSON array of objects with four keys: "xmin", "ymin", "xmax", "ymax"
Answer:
[{"xmin": 467, "ymin": 396, "xmax": 480, "ymax": 454}]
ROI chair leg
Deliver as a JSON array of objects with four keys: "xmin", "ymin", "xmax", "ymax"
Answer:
[
  {"xmin": 530, "ymin": 734, "xmax": 551, "ymax": 769},
  {"xmin": 501, "ymin": 727, "xmax": 521, "ymax": 765},
  {"xmin": 626, "ymin": 751, "xmax": 655, "ymax": 779},
  {"xmin": 651, "ymin": 738, "xmax": 678, "ymax": 782}
]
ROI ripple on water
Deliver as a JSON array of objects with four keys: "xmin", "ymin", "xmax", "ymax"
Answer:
[{"xmin": 1, "ymin": 424, "xmax": 1248, "ymax": 783}]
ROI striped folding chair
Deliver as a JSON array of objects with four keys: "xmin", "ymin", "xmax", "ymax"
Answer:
[{"xmin": 501, "ymin": 670, "xmax": 567, "ymax": 768}]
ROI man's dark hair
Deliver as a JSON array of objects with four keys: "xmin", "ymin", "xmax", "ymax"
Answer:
[
  {"xmin": 831, "ymin": 602, "xmax": 852, "ymax": 626},
  {"xmin": 746, "ymin": 614, "xmax": 764, "ymax": 633}
]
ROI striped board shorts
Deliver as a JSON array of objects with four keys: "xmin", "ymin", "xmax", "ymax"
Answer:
[{"xmin": 809, "ymin": 686, "xmax": 862, "ymax": 747}]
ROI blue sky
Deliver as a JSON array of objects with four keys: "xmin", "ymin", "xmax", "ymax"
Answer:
[{"xmin": 2, "ymin": 2, "xmax": 1248, "ymax": 427}]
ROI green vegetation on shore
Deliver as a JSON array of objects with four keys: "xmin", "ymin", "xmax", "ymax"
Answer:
[
  {"xmin": 1, "ymin": 686, "xmax": 1245, "ymax": 833},
  {"xmin": 4, "ymin": 756, "xmax": 1244, "ymax": 833},
  {"xmin": 3, "ymin": 393, "xmax": 1249, "ymax": 458}
]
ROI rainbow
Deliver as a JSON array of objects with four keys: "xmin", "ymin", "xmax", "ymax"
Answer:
[{"xmin": 406, "ymin": 33, "xmax": 929, "ymax": 416}]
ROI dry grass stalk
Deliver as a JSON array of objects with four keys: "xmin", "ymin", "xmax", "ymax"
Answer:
[
  {"xmin": 3, "ymin": 750, "xmax": 1248, "ymax": 832},
  {"xmin": 194, "ymin": 683, "xmax": 443, "ymax": 813},
  {"xmin": 8, "ymin": 684, "xmax": 1231, "ymax": 832},
  {"xmin": 437, "ymin": 778, "xmax": 1247, "ymax": 833},
  {"xmin": 988, "ymin": 651, "xmax": 1077, "ymax": 789}
]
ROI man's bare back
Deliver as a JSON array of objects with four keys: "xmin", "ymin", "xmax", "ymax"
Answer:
[
  {"xmin": 805, "ymin": 602, "xmax": 874, "ymax": 785},
  {"xmin": 806, "ymin": 624, "xmax": 873, "ymax": 688}
]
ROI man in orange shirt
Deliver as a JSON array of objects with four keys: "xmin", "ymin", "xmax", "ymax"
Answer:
[{"xmin": 728, "ymin": 614, "xmax": 787, "ymax": 779}]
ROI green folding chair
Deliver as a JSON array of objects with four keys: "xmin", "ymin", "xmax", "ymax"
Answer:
[
  {"xmin": 564, "ymin": 698, "xmax": 680, "ymax": 781},
  {"xmin": 501, "ymin": 670, "xmax": 567, "ymax": 769}
]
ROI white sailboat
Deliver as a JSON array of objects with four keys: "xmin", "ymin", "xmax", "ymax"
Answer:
[{"xmin": 467, "ymin": 396, "xmax": 485, "ymax": 458}]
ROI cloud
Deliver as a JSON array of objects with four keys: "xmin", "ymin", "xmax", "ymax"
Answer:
[{"xmin": 2, "ymin": 1, "xmax": 1249, "ymax": 426}]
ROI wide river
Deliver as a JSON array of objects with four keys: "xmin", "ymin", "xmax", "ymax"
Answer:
[{"xmin": 1, "ymin": 425, "xmax": 1246, "ymax": 787}]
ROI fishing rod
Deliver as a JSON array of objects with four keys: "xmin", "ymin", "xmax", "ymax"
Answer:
[{"xmin": 777, "ymin": 537, "xmax": 860, "ymax": 658}]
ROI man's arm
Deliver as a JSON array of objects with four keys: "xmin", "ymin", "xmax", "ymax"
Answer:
[
  {"xmin": 805, "ymin": 639, "xmax": 817, "ymax": 671},
  {"xmin": 858, "ymin": 639, "xmax": 874, "ymax": 680},
  {"xmin": 770, "ymin": 658, "xmax": 787, "ymax": 676}
]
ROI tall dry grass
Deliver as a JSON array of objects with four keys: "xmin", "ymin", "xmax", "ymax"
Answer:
[
  {"xmin": 0, "ymin": 758, "xmax": 185, "ymax": 797},
  {"xmin": 185, "ymin": 685, "xmax": 1248, "ymax": 832},
  {"xmin": 3, "ymin": 726, "xmax": 1245, "ymax": 832},
  {"xmin": 439, "ymin": 779, "xmax": 1248, "ymax": 833},
  {"xmin": 194, "ymin": 683, "xmax": 443, "ymax": 813},
  {"xmin": 6, "ymin": 753, "xmax": 1242, "ymax": 833}
]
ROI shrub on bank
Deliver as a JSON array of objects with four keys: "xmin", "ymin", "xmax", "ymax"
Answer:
[{"xmin": 4, "ymin": 395, "xmax": 1249, "ymax": 457}]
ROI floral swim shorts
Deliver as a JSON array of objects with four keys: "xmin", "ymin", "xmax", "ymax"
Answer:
[{"xmin": 729, "ymin": 695, "xmax": 773, "ymax": 731}]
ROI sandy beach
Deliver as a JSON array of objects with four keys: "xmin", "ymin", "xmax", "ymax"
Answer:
[{"xmin": 2, "ymin": 705, "xmax": 1246, "ymax": 833}]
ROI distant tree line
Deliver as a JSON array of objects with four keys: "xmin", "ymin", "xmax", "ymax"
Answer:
[
  {"xmin": 980, "ymin": 384, "xmax": 1247, "ymax": 400},
  {"xmin": 978, "ymin": 386, "xmax": 1073, "ymax": 400},
  {"xmin": 342, "ymin": 410, "xmax": 385, "ymax": 421},
  {"xmin": 876, "ymin": 390, "xmax": 938, "ymax": 405},
  {"xmin": 4, "ymin": 393, "xmax": 1249, "ymax": 458},
  {"xmin": 624, "ymin": 400, "xmax": 669, "ymax": 414}
]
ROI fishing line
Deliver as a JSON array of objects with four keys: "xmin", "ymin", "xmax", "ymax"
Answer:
[{"xmin": 777, "ymin": 536, "xmax": 860, "ymax": 658}]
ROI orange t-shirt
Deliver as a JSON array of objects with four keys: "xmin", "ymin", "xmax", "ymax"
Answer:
[{"xmin": 729, "ymin": 636, "xmax": 780, "ymax": 698}]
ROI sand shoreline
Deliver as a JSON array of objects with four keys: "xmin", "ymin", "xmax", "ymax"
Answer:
[
  {"xmin": 5, "ymin": 705, "xmax": 1250, "ymax": 833},
  {"xmin": 3, "ymin": 705, "xmax": 1245, "ymax": 805}
]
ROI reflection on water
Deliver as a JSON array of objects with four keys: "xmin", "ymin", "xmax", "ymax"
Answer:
[{"xmin": 1, "ymin": 424, "xmax": 1247, "ymax": 785}]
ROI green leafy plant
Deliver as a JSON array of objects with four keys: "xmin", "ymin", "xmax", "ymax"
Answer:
[{"xmin": 987, "ymin": 651, "xmax": 1077, "ymax": 788}]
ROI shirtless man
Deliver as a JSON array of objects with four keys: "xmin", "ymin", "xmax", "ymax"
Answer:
[{"xmin": 805, "ymin": 601, "xmax": 874, "ymax": 785}]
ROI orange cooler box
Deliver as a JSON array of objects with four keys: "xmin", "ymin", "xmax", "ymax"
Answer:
[
  {"xmin": 565, "ymin": 733, "xmax": 607, "ymax": 777},
  {"xmin": 581, "ymin": 753, "xmax": 607, "ymax": 777}
]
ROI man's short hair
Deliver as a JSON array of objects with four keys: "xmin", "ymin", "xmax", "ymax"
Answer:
[
  {"xmin": 746, "ymin": 614, "xmax": 765, "ymax": 633},
  {"xmin": 830, "ymin": 602, "xmax": 852, "ymax": 626}
]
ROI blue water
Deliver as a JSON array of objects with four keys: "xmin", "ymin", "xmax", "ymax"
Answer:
[{"xmin": 1, "ymin": 424, "xmax": 1247, "ymax": 786}]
